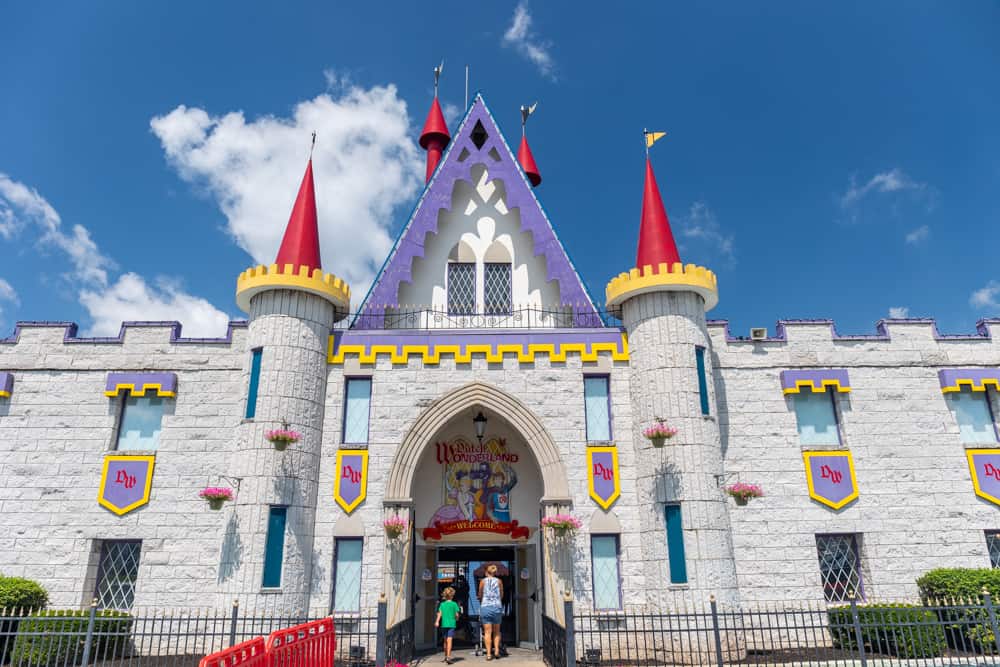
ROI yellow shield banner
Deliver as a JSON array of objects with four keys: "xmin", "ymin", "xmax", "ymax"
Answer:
[{"xmin": 334, "ymin": 450, "xmax": 369, "ymax": 513}]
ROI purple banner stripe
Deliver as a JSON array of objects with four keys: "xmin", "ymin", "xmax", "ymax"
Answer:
[
  {"xmin": 0, "ymin": 371, "xmax": 12, "ymax": 396},
  {"xmin": 330, "ymin": 328, "xmax": 625, "ymax": 356},
  {"xmin": 2, "ymin": 320, "xmax": 247, "ymax": 345},
  {"xmin": 780, "ymin": 369, "xmax": 850, "ymax": 393},
  {"xmin": 708, "ymin": 318, "xmax": 1000, "ymax": 343}
]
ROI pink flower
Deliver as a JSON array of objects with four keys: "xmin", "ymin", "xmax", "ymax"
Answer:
[
  {"xmin": 199, "ymin": 487, "xmax": 234, "ymax": 501},
  {"xmin": 643, "ymin": 420, "xmax": 678, "ymax": 440},
  {"xmin": 541, "ymin": 514, "xmax": 582, "ymax": 531},
  {"xmin": 265, "ymin": 429, "xmax": 301, "ymax": 443},
  {"xmin": 724, "ymin": 483, "xmax": 764, "ymax": 500}
]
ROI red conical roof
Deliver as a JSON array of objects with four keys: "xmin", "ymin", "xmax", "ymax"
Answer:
[
  {"xmin": 419, "ymin": 97, "xmax": 451, "ymax": 149},
  {"xmin": 517, "ymin": 135, "xmax": 542, "ymax": 187},
  {"xmin": 636, "ymin": 158, "xmax": 681, "ymax": 271},
  {"xmin": 275, "ymin": 159, "xmax": 322, "ymax": 271}
]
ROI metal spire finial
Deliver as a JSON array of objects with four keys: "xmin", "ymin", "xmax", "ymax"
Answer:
[
  {"xmin": 310, "ymin": 131, "xmax": 316, "ymax": 158},
  {"xmin": 520, "ymin": 102, "xmax": 538, "ymax": 135},
  {"xmin": 433, "ymin": 60, "xmax": 444, "ymax": 96}
]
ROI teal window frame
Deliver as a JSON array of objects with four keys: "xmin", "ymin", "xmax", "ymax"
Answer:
[
  {"xmin": 245, "ymin": 348, "xmax": 263, "ymax": 419},
  {"xmin": 695, "ymin": 347, "xmax": 710, "ymax": 416},
  {"xmin": 584, "ymin": 375, "xmax": 612, "ymax": 442},
  {"xmin": 262, "ymin": 506, "xmax": 287, "ymax": 588},
  {"xmin": 665, "ymin": 504, "xmax": 688, "ymax": 584}
]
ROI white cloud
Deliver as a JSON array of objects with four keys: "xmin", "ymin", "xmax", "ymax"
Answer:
[
  {"xmin": 443, "ymin": 102, "xmax": 463, "ymax": 126},
  {"xmin": 905, "ymin": 225, "xmax": 930, "ymax": 244},
  {"xmin": 150, "ymin": 82, "xmax": 422, "ymax": 299},
  {"xmin": 79, "ymin": 273, "xmax": 231, "ymax": 337},
  {"xmin": 971, "ymin": 281, "xmax": 1000, "ymax": 310},
  {"xmin": 679, "ymin": 201, "xmax": 735, "ymax": 264},
  {"xmin": 840, "ymin": 168, "xmax": 923, "ymax": 208},
  {"xmin": 502, "ymin": 1, "xmax": 556, "ymax": 80},
  {"xmin": 0, "ymin": 278, "xmax": 17, "ymax": 305},
  {"xmin": 0, "ymin": 173, "xmax": 230, "ymax": 336},
  {"xmin": 838, "ymin": 168, "xmax": 935, "ymax": 224},
  {"xmin": 888, "ymin": 307, "xmax": 910, "ymax": 319}
]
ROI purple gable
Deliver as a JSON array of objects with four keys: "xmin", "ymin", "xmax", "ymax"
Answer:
[{"xmin": 358, "ymin": 95, "xmax": 599, "ymax": 325}]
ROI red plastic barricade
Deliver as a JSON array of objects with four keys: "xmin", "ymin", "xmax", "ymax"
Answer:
[
  {"xmin": 266, "ymin": 618, "xmax": 336, "ymax": 667},
  {"xmin": 199, "ymin": 637, "xmax": 268, "ymax": 667}
]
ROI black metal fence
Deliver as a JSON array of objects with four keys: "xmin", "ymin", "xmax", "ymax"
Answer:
[
  {"xmin": 0, "ymin": 601, "xmax": 404, "ymax": 667},
  {"xmin": 544, "ymin": 594, "xmax": 1000, "ymax": 667},
  {"xmin": 343, "ymin": 305, "xmax": 622, "ymax": 331}
]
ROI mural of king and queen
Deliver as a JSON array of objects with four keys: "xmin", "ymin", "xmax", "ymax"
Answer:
[{"xmin": 423, "ymin": 437, "xmax": 530, "ymax": 540}]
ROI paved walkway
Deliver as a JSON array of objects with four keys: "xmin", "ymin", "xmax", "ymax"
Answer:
[{"xmin": 410, "ymin": 647, "xmax": 545, "ymax": 667}]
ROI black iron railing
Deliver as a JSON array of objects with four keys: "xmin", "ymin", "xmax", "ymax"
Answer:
[
  {"xmin": 542, "ymin": 615, "xmax": 566, "ymax": 667},
  {"xmin": 343, "ymin": 305, "xmax": 621, "ymax": 331},
  {"xmin": 383, "ymin": 616, "xmax": 413, "ymax": 665}
]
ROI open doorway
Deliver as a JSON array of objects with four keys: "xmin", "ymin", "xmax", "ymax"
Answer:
[{"xmin": 436, "ymin": 546, "xmax": 517, "ymax": 648}]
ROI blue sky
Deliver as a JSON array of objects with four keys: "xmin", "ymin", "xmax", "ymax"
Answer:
[{"xmin": 1, "ymin": 1, "xmax": 998, "ymax": 337}]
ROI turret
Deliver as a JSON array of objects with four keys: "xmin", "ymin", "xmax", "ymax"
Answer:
[
  {"xmin": 607, "ymin": 138, "xmax": 736, "ymax": 608},
  {"xmin": 222, "ymin": 149, "xmax": 350, "ymax": 613},
  {"xmin": 419, "ymin": 63, "xmax": 451, "ymax": 182},
  {"xmin": 517, "ymin": 102, "xmax": 541, "ymax": 187}
]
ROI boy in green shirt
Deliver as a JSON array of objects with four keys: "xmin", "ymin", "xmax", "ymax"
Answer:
[{"xmin": 435, "ymin": 586, "xmax": 461, "ymax": 664}]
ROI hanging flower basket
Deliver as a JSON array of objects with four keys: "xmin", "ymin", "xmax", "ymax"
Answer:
[
  {"xmin": 383, "ymin": 516, "xmax": 408, "ymax": 540},
  {"xmin": 724, "ymin": 483, "xmax": 764, "ymax": 506},
  {"xmin": 643, "ymin": 418, "xmax": 678, "ymax": 448},
  {"xmin": 265, "ymin": 422, "xmax": 301, "ymax": 451},
  {"xmin": 541, "ymin": 514, "xmax": 582, "ymax": 538},
  {"xmin": 199, "ymin": 487, "xmax": 234, "ymax": 510}
]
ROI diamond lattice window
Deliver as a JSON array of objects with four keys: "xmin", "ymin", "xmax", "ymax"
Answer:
[
  {"xmin": 95, "ymin": 540, "xmax": 142, "ymax": 610},
  {"xmin": 484, "ymin": 263, "xmax": 512, "ymax": 315},
  {"xmin": 987, "ymin": 532, "xmax": 1000, "ymax": 569},
  {"xmin": 591, "ymin": 535, "xmax": 622, "ymax": 610},
  {"xmin": 447, "ymin": 263, "xmax": 475, "ymax": 314},
  {"xmin": 815, "ymin": 534, "xmax": 863, "ymax": 602},
  {"xmin": 333, "ymin": 538, "xmax": 363, "ymax": 612}
]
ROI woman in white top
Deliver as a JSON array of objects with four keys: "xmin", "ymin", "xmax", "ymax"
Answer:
[{"xmin": 477, "ymin": 564, "xmax": 504, "ymax": 660}]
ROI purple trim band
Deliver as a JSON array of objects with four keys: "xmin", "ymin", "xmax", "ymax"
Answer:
[
  {"xmin": 939, "ymin": 368, "xmax": 1000, "ymax": 393},
  {"xmin": 105, "ymin": 372, "xmax": 178, "ymax": 397},
  {"xmin": 330, "ymin": 327, "xmax": 626, "ymax": 362},
  {"xmin": 0, "ymin": 371, "xmax": 12, "ymax": 397},
  {"xmin": 780, "ymin": 369, "xmax": 851, "ymax": 394},
  {"xmin": 707, "ymin": 318, "xmax": 1000, "ymax": 343},
  {"xmin": 1, "ymin": 320, "xmax": 247, "ymax": 345},
  {"xmin": 358, "ymin": 95, "xmax": 599, "ymax": 326}
]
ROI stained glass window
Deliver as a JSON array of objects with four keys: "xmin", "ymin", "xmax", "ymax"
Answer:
[
  {"xmin": 95, "ymin": 540, "xmax": 142, "ymax": 610},
  {"xmin": 590, "ymin": 535, "xmax": 621, "ymax": 610},
  {"xmin": 816, "ymin": 534, "xmax": 863, "ymax": 602},
  {"xmin": 343, "ymin": 379, "xmax": 372, "ymax": 444},
  {"xmin": 584, "ymin": 376, "xmax": 611, "ymax": 442},
  {"xmin": 948, "ymin": 389, "xmax": 997, "ymax": 444},
  {"xmin": 447, "ymin": 263, "xmax": 475, "ymax": 314},
  {"xmin": 484, "ymin": 263, "xmax": 512, "ymax": 315},
  {"xmin": 333, "ymin": 538, "xmax": 363, "ymax": 612},
  {"xmin": 794, "ymin": 390, "xmax": 841, "ymax": 446},
  {"xmin": 987, "ymin": 532, "xmax": 1000, "ymax": 569},
  {"xmin": 117, "ymin": 396, "xmax": 165, "ymax": 450}
]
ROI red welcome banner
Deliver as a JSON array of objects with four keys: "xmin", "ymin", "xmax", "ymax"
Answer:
[{"xmin": 422, "ymin": 519, "xmax": 530, "ymax": 541}]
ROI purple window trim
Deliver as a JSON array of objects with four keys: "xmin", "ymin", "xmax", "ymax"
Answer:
[
  {"xmin": 939, "ymin": 368, "xmax": 1000, "ymax": 392},
  {"xmin": 105, "ymin": 372, "xmax": 178, "ymax": 397},
  {"xmin": 329, "ymin": 537, "xmax": 364, "ymax": 614},
  {"xmin": 815, "ymin": 533, "xmax": 865, "ymax": 602},
  {"xmin": 583, "ymin": 374, "xmax": 613, "ymax": 443},
  {"xmin": 589, "ymin": 533, "xmax": 623, "ymax": 611},
  {"xmin": 1, "ymin": 320, "xmax": 248, "ymax": 345},
  {"xmin": 355, "ymin": 95, "xmax": 601, "ymax": 327},
  {"xmin": 780, "ymin": 369, "xmax": 851, "ymax": 394},
  {"xmin": 706, "ymin": 318, "xmax": 1000, "ymax": 343},
  {"xmin": 0, "ymin": 371, "xmax": 12, "ymax": 397}
]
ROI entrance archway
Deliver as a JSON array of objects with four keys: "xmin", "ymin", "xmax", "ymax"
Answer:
[{"xmin": 384, "ymin": 382, "xmax": 571, "ymax": 651}]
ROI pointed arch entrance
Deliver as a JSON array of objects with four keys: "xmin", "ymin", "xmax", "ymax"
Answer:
[{"xmin": 384, "ymin": 382, "xmax": 571, "ymax": 651}]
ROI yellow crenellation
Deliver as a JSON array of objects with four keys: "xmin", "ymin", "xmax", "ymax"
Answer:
[
  {"xmin": 235, "ymin": 263, "xmax": 351, "ymax": 313},
  {"xmin": 605, "ymin": 262, "xmax": 719, "ymax": 311}
]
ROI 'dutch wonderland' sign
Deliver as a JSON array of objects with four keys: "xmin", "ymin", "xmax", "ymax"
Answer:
[
  {"xmin": 334, "ymin": 450, "xmax": 369, "ymax": 513},
  {"xmin": 98, "ymin": 454, "xmax": 155, "ymax": 516},
  {"xmin": 803, "ymin": 450, "xmax": 859, "ymax": 510}
]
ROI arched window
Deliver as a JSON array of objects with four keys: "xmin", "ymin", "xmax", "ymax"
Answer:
[
  {"xmin": 483, "ymin": 241, "xmax": 512, "ymax": 315},
  {"xmin": 447, "ymin": 241, "xmax": 476, "ymax": 314}
]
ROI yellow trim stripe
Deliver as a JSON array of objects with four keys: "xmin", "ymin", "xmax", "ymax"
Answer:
[
  {"xmin": 0, "ymin": 391, "xmax": 10, "ymax": 398},
  {"xmin": 328, "ymin": 334, "xmax": 630, "ymax": 366},
  {"xmin": 783, "ymin": 380, "xmax": 852, "ymax": 395},
  {"xmin": 942, "ymin": 379, "xmax": 1000, "ymax": 394},
  {"xmin": 104, "ymin": 383, "xmax": 176, "ymax": 398}
]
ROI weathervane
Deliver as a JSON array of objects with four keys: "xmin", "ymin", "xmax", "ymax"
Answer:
[
  {"xmin": 520, "ymin": 101, "xmax": 538, "ymax": 135},
  {"xmin": 310, "ymin": 131, "xmax": 316, "ymax": 158},
  {"xmin": 643, "ymin": 128, "xmax": 667, "ymax": 155},
  {"xmin": 433, "ymin": 60, "xmax": 444, "ymax": 96}
]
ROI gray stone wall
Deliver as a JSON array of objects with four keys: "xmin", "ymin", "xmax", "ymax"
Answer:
[{"xmin": 709, "ymin": 319, "xmax": 1000, "ymax": 602}]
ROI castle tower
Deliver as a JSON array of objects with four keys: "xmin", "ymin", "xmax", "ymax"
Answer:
[
  {"xmin": 419, "ymin": 66, "xmax": 450, "ymax": 182},
  {"xmin": 222, "ymin": 155, "xmax": 350, "ymax": 612},
  {"xmin": 607, "ymin": 151, "xmax": 738, "ymax": 607}
]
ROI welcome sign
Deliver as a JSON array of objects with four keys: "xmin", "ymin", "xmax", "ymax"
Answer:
[
  {"xmin": 334, "ymin": 450, "xmax": 369, "ymax": 513},
  {"xmin": 98, "ymin": 454, "xmax": 155, "ymax": 516},
  {"xmin": 803, "ymin": 451, "xmax": 859, "ymax": 510},
  {"xmin": 967, "ymin": 449, "xmax": 1000, "ymax": 506}
]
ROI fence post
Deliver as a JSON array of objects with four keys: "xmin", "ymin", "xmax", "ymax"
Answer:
[
  {"xmin": 849, "ymin": 592, "xmax": 867, "ymax": 667},
  {"xmin": 563, "ymin": 592, "xmax": 575, "ymax": 667},
  {"xmin": 375, "ymin": 593, "xmax": 388, "ymax": 667},
  {"xmin": 710, "ymin": 595, "xmax": 724, "ymax": 667},
  {"xmin": 79, "ymin": 598, "xmax": 98, "ymax": 667},
  {"xmin": 982, "ymin": 588, "xmax": 1000, "ymax": 656},
  {"xmin": 228, "ymin": 599, "xmax": 239, "ymax": 647}
]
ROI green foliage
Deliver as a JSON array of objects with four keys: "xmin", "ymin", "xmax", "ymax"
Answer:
[
  {"xmin": 829, "ymin": 603, "xmax": 946, "ymax": 659},
  {"xmin": 10, "ymin": 609, "xmax": 132, "ymax": 667},
  {"xmin": 916, "ymin": 568, "xmax": 1000, "ymax": 601},
  {"xmin": 0, "ymin": 576, "xmax": 49, "ymax": 611}
]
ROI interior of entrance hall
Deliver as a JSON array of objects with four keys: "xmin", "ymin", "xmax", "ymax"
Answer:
[{"xmin": 408, "ymin": 409, "xmax": 545, "ymax": 650}]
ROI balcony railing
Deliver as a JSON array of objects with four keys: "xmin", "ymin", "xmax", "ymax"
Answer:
[{"xmin": 343, "ymin": 305, "xmax": 621, "ymax": 331}]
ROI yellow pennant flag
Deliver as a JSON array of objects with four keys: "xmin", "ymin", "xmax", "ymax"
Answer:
[{"xmin": 645, "ymin": 131, "xmax": 667, "ymax": 149}]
